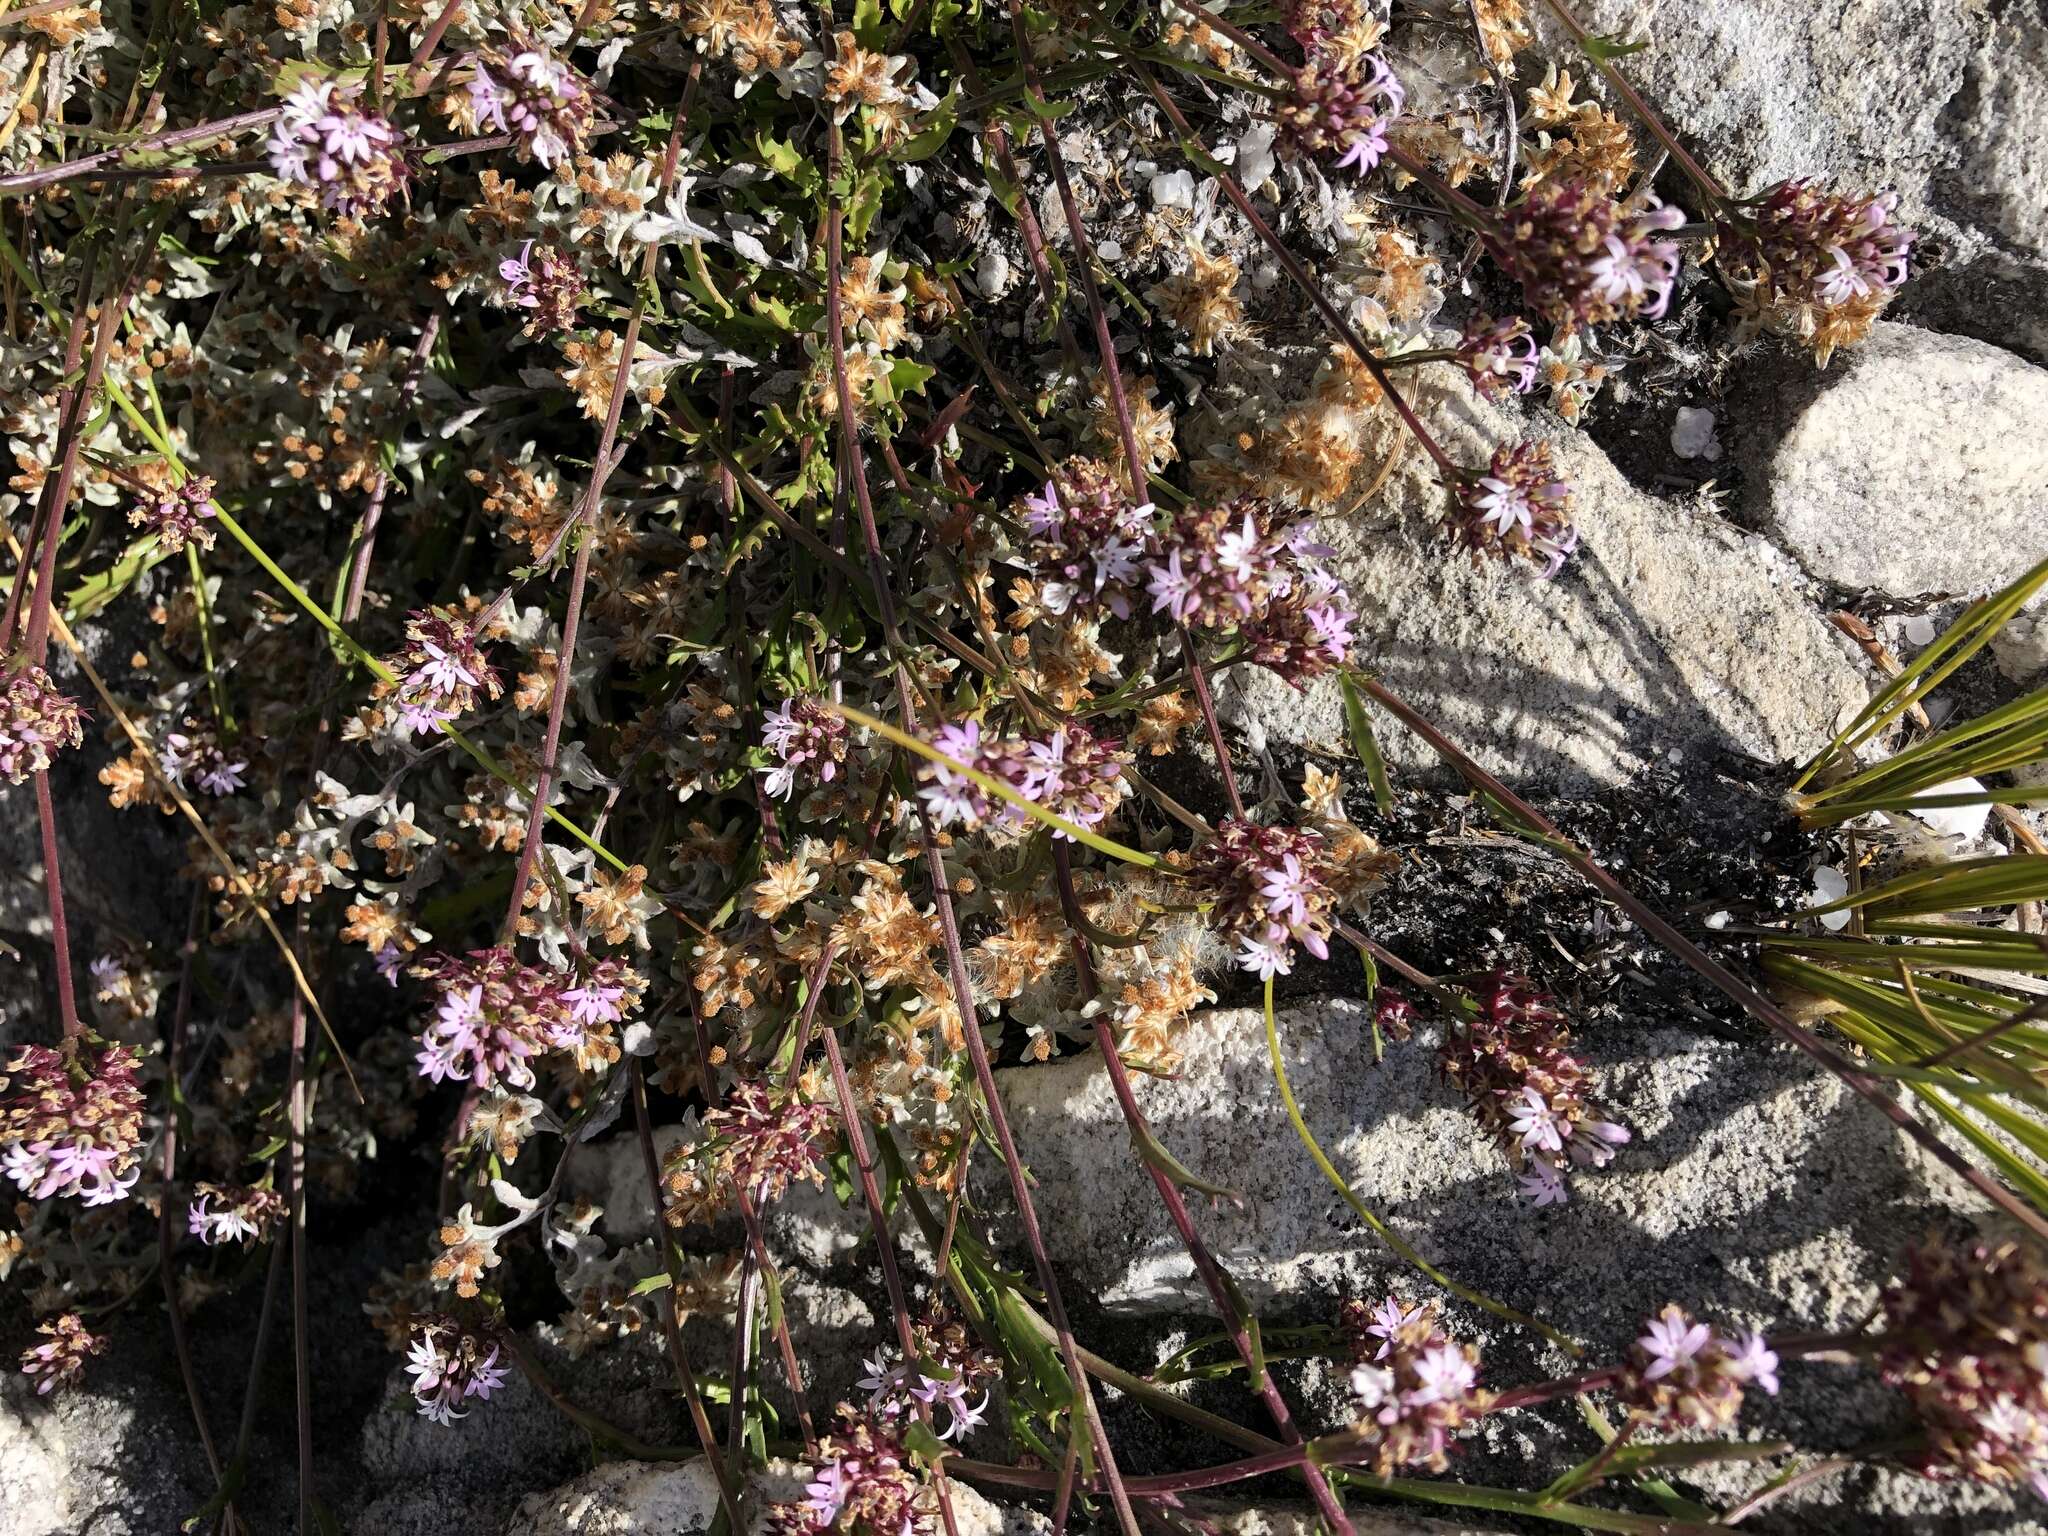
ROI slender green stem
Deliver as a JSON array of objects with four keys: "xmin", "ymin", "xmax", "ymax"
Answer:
[{"xmin": 1260, "ymin": 978, "xmax": 1581, "ymax": 1353}]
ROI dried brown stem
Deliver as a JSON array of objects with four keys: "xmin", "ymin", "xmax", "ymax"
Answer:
[{"xmin": 0, "ymin": 106, "xmax": 281, "ymax": 196}]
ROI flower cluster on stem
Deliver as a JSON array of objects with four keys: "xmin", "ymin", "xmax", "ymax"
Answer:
[
  {"xmin": 404, "ymin": 1316, "xmax": 509, "ymax": 1423},
  {"xmin": 468, "ymin": 44, "xmax": 597, "ymax": 170},
  {"xmin": 1146, "ymin": 498, "xmax": 1357, "ymax": 684},
  {"xmin": 1621, "ymin": 1303, "xmax": 1778, "ymax": 1431},
  {"xmin": 918, "ymin": 719, "xmax": 1128, "ymax": 840},
  {"xmin": 1184, "ymin": 817, "xmax": 1340, "ymax": 978},
  {"xmin": 498, "ymin": 241, "xmax": 585, "ymax": 337},
  {"xmin": 695, "ymin": 1076, "xmax": 835, "ymax": 1204},
  {"xmin": 1458, "ymin": 314, "xmax": 1541, "ymax": 401},
  {"xmin": 1, "ymin": 1040, "xmax": 145, "ymax": 1205},
  {"xmin": 1339, "ymin": 1293, "xmax": 1489, "ymax": 1474},
  {"xmin": 1015, "ymin": 458, "xmax": 1154, "ymax": 619},
  {"xmin": 1448, "ymin": 440, "xmax": 1578, "ymax": 577},
  {"xmin": 763, "ymin": 695, "xmax": 851, "ymax": 800},
  {"xmin": 1483, "ymin": 179, "xmax": 1685, "ymax": 332},
  {"xmin": 0, "ymin": 663, "xmax": 85, "ymax": 785},
  {"xmin": 383, "ymin": 608, "xmax": 502, "ymax": 736},
  {"xmin": 1437, "ymin": 973, "xmax": 1628, "ymax": 1204},
  {"xmin": 410, "ymin": 948, "xmax": 573, "ymax": 1090},
  {"xmin": 188, "ymin": 1181, "xmax": 288, "ymax": 1246},
  {"xmin": 857, "ymin": 1305, "xmax": 997, "ymax": 1444},
  {"xmin": 19, "ymin": 1313, "xmax": 103, "ymax": 1395},
  {"xmin": 128, "ymin": 474, "xmax": 217, "ymax": 554},
  {"xmin": 769, "ymin": 1405, "xmax": 935, "ymax": 1536},
  {"xmin": 1278, "ymin": 51, "xmax": 1404, "ymax": 178},
  {"xmin": 161, "ymin": 724, "xmax": 248, "ymax": 797},
  {"xmin": 1879, "ymin": 1236, "xmax": 2048, "ymax": 1498},
  {"xmin": 266, "ymin": 78, "xmax": 411, "ymax": 217},
  {"xmin": 1717, "ymin": 180, "xmax": 1915, "ymax": 365}
]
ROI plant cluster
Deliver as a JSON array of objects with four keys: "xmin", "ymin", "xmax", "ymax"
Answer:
[{"xmin": 1, "ymin": 0, "xmax": 2043, "ymax": 1528}]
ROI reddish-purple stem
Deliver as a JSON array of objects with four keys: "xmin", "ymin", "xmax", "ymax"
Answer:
[
  {"xmin": 1053, "ymin": 845, "xmax": 1354, "ymax": 1536},
  {"xmin": 1532, "ymin": 0, "xmax": 1728, "ymax": 204},
  {"xmin": 1154, "ymin": 0, "xmax": 1295, "ymax": 77},
  {"xmin": 815, "ymin": 1024, "xmax": 969, "ymax": 1536},
  {"xmin": 733, "ymin": 1184, "xmax": 820, "ymax": 1450},
  {"xmin": 286, "ymin": 926, "xmax": 315, "ymax": 1533},
  {"xmin": 629, "ymin": 1058, "xmax": 750, "ymax": 1527},
  {"xmin": 344, "ymin": 314, "xmax": 441, "ymax": 624},
  {"xmin": 0, "ymin": 107, "xmax": 282, "ymax": 196},
  {"xmin": 1140, "ymin": 73, "xmax": 1459, "ymax": 480},
  {"xmin": 1008, "ymin": 20, "xmax": 1248, "ymax": 822},
  {"xmin": 822, "ymin": 94, "xmax": 1143, "ymax": 1534},
  {"xmin": 945, "ymin": 37, "xmax": 1084, "ymax": 370},
  {"xmin": 499, "ymin": 102, "xmax": 693, "ymax": 935}
]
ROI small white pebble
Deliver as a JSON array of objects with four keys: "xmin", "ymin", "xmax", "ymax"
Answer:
[
  {"xmin": 1809, "ymin": 866, "xmax": 1852, "ymax": 931},
  {"xmin": 1670, "ymin": 406, "xmax": 1721, "ymax": 461},
  {"xmin": 1097, "ymin": 239, "xmax": 1122, "ymax": 262},
  {"xmin": 1233, "ymin": 125, "xmax": 1277, "ymax": 192},
  {"xmin": 1909, "ymin": 776, "xmax": 1990, "ymax": 842},
  {"xmin": 1903, "ymin": 615, "xmax": 1937, "ymax": 647},
  {"xmin": 974, "ymin": 249, "xmax": 1011, "ymax": 299},
  {"xmin": 1150, "ymin": 169, "xmax": 1196, "ymax": 209},
  {"xmin": 1705, "ymin": 910, "xmax": 1732, "ymax": 930}
]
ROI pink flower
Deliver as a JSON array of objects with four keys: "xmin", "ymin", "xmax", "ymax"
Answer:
[
  {"xmin": 1460, "ymin": 315, "xmax": 1540, "ymax": 400},
  {"xmin": 1190, "ymin": 818, "xmax": 1340, "ymax": 977},
  {"xmin": 266, "ymin": 77, "xmax": 409, "ymax": 216},
  {"xmin": 20, "ymin": 1314, "xmax": 102, "ymax": 1395},
  {"xmin": 405, "ymin": 1319, "xmax": 508, "ymax": 1423},
  {"xmin": 1639, "ymin": 1306, "xmax": 1715, "ymax": 1381},
  {"xmin": 761, "ymin": 696, "xmax": 849, "ymax": 800},
  {"xmin": 0, "ymin": 665, "xmax": 86, "ymax": 785},
  {"xmin": 1, "ymin": 1042, "xmax": 144, "ymax": 1205},
  {"xmin": 1728, "ymin": 1332, "xmax": 1780, "ymax": 1396},
  {"xmin": 1280, "ymin": 52, "xmax": 1403, "ymax": 178}
]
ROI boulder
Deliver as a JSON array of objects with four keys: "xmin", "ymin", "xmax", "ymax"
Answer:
[
  {"xmin": 1734, "ymin": 323, "xmax": 2048, "ymax": 597},
  {"xmin": 1226, "ymin": 380, "xmax": 1867, "ymax": 792},
  {"xmin": 996, "ymin": 1001, "xmax": 1976, "ymax": 1328}
]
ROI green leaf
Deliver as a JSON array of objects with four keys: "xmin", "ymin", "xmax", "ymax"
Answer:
[
  {"xmin": 896, "ymin": 92, "xmax": 960, "ymax": 162},
  {"xmin": 1581, "ymin": 31, "xmax": 1650, "ymax": 63},
  {"xmin": 1339, "ymin": 672, "xmax": 1395, "ymax": 814},
  {"xmin": 848, "ymin": 167, "xmax": 888, "ymax": 243},
  {"xmin": 1019, "ymin": 91, "xmax": 1076, "ymax": 125}
]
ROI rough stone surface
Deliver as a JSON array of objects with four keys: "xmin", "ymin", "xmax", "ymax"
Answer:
[
  {"xmin": 1225, "ymin": 379, "xmax": 1866, "ymax": 792},
  {"xmin": 1531, "ymin": 0, "xmax": 2048, "ymax": 358},
  {"xmin": 0, "ymin": 1392, "xmax": 74, "ymax": 1536},
  {"xmin": 355, "ymin": 1365, "xmax": 591, "ymax": 1536},
  {"xmin": 1733, "ymin": 323, "xmax": 2048, "ymax": 597},
  {"xmin": 1994, "ymin": 604, "xmax": 2048, "ymax": 686},
  {"xmin": 998, "ymin": 1002, "xmax": 1978, "ymax": 1326},
  {"xmin": 505, "ymin": 1458, "xmax": 1046, "ymax": 1536}
]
